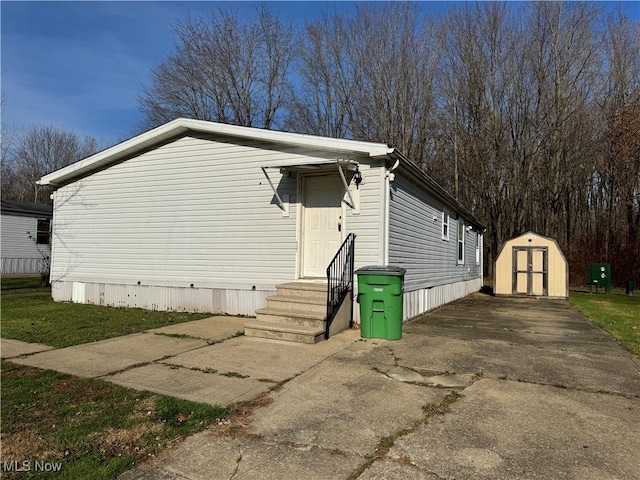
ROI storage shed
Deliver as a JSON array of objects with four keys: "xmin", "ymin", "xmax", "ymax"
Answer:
[{"xmin": 494, "ymin": 231, "xmax": 568, "ymax": 298}]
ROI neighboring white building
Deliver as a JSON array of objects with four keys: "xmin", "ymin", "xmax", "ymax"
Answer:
[
  {"xmin": 39, "ymin": 119, "xmax": 484, "ymax": 340},
  {"xmin": 1, "ymin": 200, "xmax": 52, "ymax": 275}
]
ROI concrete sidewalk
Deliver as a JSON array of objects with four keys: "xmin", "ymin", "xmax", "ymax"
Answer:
[
  {"xmin": 3, "ymin": 295, "xmax": 640, "ymax": 479},
  {"xmin": 6, "ymin": 316, "xmax": 358, "ymax": 406}
]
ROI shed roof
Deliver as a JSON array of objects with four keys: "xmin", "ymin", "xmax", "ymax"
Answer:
[
  {"xmin": 38, "ymin": 118, "xmax": 484, "ymax": 229},
  {"xmin": 497, "ymin": 231, "xmax": 567, "ymax": 260}
]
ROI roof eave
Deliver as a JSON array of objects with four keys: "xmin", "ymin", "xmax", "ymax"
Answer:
[
  {"xmin": 388, "ymin": 149, "xmax": 486, "ymax": 230},
  {"xmin": 38, "ymin": 118, "xmax": 393, "ymax": 187}
]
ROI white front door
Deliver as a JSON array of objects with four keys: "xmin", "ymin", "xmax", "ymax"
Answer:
[{"xmin": 301, "ymin": 175, "xmax": 343, "ymax": 278}]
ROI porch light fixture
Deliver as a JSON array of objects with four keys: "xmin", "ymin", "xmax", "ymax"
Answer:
[{"xmin": 353, "ymin": 168, "xmax": 363, "ymax": 188}]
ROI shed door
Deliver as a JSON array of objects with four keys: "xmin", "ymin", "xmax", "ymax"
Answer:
[
  {"xmin": 512, "ymin": 247, "xmax": 548, "ymax": 296},
  {"xmin": 301, "ymin": 175, "xmax": 343, "ymax": 278}
]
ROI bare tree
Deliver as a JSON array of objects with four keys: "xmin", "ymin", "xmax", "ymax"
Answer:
[
  {"xmin": 431, "ymin": 2, "xmax": 526, "ymax": 276},
  {"xmin": 139, "ymin": 6, "xmax": 297, "ymax": 130},
  {"xmin": 4, "ymin": 126, "xmax": 99, "ymax": 203},
  {"xmin": 285, "ymin": 9, "xmax": 356, "ymax": 138},
  {"xmin": 347, "ymin": 2, "xmax": 441, "ymax": 163}
]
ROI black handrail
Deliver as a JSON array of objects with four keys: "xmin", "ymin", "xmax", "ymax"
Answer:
[{"xmin": 325, "ymin": 233, "xmax": 355, "ymax": 339}]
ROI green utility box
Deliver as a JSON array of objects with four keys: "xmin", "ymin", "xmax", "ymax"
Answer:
[
  {"xmin": 589, "ymin": 263, "xmax": 611, "ymax": 294},
  {"xmin": 356, "ymin": 266, "xmax": 406, "ymax": 340}
]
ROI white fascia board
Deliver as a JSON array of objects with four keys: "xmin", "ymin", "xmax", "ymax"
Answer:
[
  {"xmin": 39, "ymin": 118, "xmax": 393, "ymax": 186},
  {"xmin": 188, "ymin": 119, "xmax": 394, "ymax": 157},
  {"xmin": 39, "ymin": 119, "xmax": 191, "ymax": 186}
]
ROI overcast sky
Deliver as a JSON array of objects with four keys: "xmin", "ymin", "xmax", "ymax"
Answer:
[{"xmin": 2, "ymin": 1, "xmax": 639, "ymax": 147}]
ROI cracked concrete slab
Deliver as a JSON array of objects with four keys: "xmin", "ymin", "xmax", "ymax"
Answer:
[
  {"xmin": 147, "ymin": 316, "xmax": 247, "ymax": 343},
  {"xmin": 423, "ymin": 373, "xmax": 475, "ymax": 388},
  {"xmin": 116, "ymin": 294, "xmax": 638, "ymax": 480},
  {"xmin": 108, "ymin": 363, "xmax": 270, "ymax": 406},
  {"xmin": 385, "ymin": 366, "xmax": 426, "ymax": 383},
  {"xmin": 11, "ymin": 333, "xmax": 207, "ymax": 377},
  {"xmin": 250, "ymin": 356, "xmax": 449, "ymax": 456},
  {"xmin": 8, "ymin": 294, "xmax": 636, "ymax": 480},
  {"xmin": 388, "ymin": 378, "xmax": 640, "ymax": 480},
  {"xmin": 165, "ymin": 331, "xmax": 359, "ymax": 382},
  {"xmin": 358, "ymin": 460, "xmax": 441, "ymax": 479},
  {"xmin": 119, "ymin": 431, "xmax": 360, "ymax": 480},
  {"xmin": 0, "ymin": 338, "xmax": 53, "ymax": 358}
]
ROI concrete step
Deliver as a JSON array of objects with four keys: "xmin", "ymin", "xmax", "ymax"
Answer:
[
  {"xmin": 247, "ymin": 281, "xmax": 330, "ymax": 344},
  {"xmin": 265, "ymin": 295, "xmax": 326, "ymax": 315},
  {"xmin": 275, "ymin": 282, "xmax": 327, "ymax": 301},
  {"xmin": 254, "ymin": 307, "xmax": 326, "ymax": 328},
  {"xmin": 244, "ymin": 320, "xmax": 325, "ymax": 344}
]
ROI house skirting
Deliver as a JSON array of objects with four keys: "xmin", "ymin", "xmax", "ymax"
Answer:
[
  {"xmin": 51, "ymin": 281, "xmax": 274, "ymax": 316},
  {"xmin": 52, "ymin": 277, "xmax": 481, "ymax": 325},
  {"xmin": 353, "ymin": 277, "xmax": 482, "ymax": 324},
  {"xmin": 1, "ymin": 257, "xmax": 46, "ymax": 275},
  {"xmin": 402, "ymin": 278, "xmax": 482, "ymax": 321}
]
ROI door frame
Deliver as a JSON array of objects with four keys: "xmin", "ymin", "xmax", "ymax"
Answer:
[
  {"xmin": 298, "ymin": 172, "xmax": 345, "ymax": 279},
  {"xmin": 512, "ymin": 246, "xmax": 548, "ymax": 296}
]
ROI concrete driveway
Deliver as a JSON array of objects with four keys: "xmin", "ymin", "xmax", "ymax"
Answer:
[{"xmin": 5, "ymin": 294, "xmax": 639, "ymax": 479}]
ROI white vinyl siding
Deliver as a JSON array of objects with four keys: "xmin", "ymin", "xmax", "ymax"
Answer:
[
  {"xmin": 1, "ymin": 213, "xmax": 51, "ymax": 274},
  {"xmin": 387, "ymin": 172, "xmax": 482, "ymax": 293},
  {"xmin": 50, "ymin": 134, "xmax": 382, "ymax": 295},
  {"xmin": 343, "ymin": 162, "xmax": 384, "ymax": 269}
]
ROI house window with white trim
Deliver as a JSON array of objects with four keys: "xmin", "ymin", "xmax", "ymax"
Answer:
[
  {"xmin": 36, "ymin": 219, "xmax": 50, "ymax": 245},
  {"xmin": 475, "ymin": 233, "xmax": 481, "ymax": 266},
  {"xmin": 457, "ymin": 221, "xmax": 465, "ymax": 264},
  {"xmin": 442, "ymin": 212, "xmax": 449, "ymax": 240}
]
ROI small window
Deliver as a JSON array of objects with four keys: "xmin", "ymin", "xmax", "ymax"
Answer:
[
  {"xmin": 475, "ymin": 233, "xmax": 481, "ymax": 266},
  {"xmin": 36, "ymin": 219, "xmax": 50, "ymax": 245},
  {"xmin": 457, "ymin": 221, "xmax": 465, "ymax": 264},
  {"xmin": 442, "ymin": 212, "xmax": 449, "ymax": 240}
]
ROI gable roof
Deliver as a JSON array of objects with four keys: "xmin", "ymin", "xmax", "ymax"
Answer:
[
  {"xmin": 38, "ymin": 118, "xmax": 394, "ymax": 188},
  {"xmin": 38, "ymin": 118, "xmax": 484, "ymax": 229},
  {"xmin": 1, "ymin": 200, "xmax": 53, "ymax": 217}
]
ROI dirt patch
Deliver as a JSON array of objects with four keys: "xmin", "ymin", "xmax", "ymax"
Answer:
[
  {"xmin": 0, "ymin": 363, "xmax": 42, "ymax": 379},
  {"xmin": 0, "ymin": 428, "xmax": 60, "ymax": 462},
  {"xmin": 88, "ymin": 423, "xmax": 164, "ymax": 459},
  {"xmin": 129, "ymin": 397, "xmax": 159, "ymax": 420},
  {"xmin": 213, "ymin": 392, "xmax": 274, "ymax": 438}
]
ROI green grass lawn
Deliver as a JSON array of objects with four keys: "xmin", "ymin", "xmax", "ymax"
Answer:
[
  {"xmin": 1, "ymin": 361, "xmax": 230, "ymax": 480},
  {"xmin": 1, "ymin": 295, "xmax": 212, "ymax": 348},
  {"xmin": 569, "ymin": 290, "xmax": 640, "ymax": 356},
  {"xmin": 1, "ymin": 279, "xmax": 234, "ymax": 479},
  {"xmin": 1, "ymin": 276, "xmax": 50, "ymax": 295}
]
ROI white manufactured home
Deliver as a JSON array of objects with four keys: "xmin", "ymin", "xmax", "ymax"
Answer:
[
  {"xmin": 1, "ymin": 200, "xmax": 52, "ymax": 275},
  {"xmin": 39, "ymin": 119, "xmax": 484, "ymax": 343}
]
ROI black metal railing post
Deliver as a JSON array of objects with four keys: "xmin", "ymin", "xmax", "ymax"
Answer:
[{"xmin": 325, "ymin": 233, "xmax": 355, "ymax": 339}]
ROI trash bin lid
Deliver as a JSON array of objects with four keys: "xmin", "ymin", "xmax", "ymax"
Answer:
[{"xmin": 355, "ymin": 265, "xmax": 407, "ymax": 276}]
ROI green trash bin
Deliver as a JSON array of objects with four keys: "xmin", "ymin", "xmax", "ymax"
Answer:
[{"xmin": 356, "ymin": 266, "xmax": 406, "ymax": 340}]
